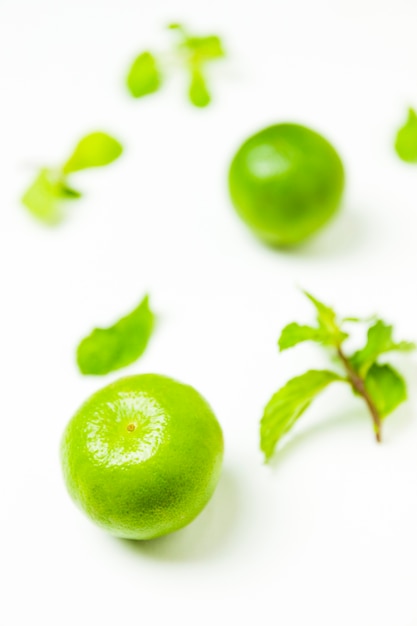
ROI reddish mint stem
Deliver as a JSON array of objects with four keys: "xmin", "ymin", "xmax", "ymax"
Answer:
[{"xmin": 337, "ymin": 347, "xmax": 382, "ymax": 443}]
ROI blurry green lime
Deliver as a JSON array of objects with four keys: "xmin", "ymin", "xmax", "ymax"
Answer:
[
  {"xmin": 61, "ymin": 374, "xmax": 224, "ymax": 540},
  {"xmin": 228, "ymin": 123, "xmax": 345, "ymax": 246}
]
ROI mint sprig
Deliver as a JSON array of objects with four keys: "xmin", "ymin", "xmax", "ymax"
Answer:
[
  {"xmin": 126, "ymin": 23, "xmax": 225, "ymax": 108},
  {"xmin": 22, "ymin": 132, "xmax": 123, "ymax": 225},
  {"xmin": 260, "ymin": 291, "xmax": 415, "ymax": 461}
]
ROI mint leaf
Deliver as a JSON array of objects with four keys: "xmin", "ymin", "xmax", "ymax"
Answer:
[
  {"xmin": 183, "ymin": 35, "xmax": 225, "ymax": 62},
  {"xmin": 260, "ymin": 370, "xmax": 343, "ymax": 461},
  {"xmin": 395, "ymin": 108, "xmax": 417, "ymax": 163},
  {"xmin": 278, "ymin": 323, "xmax": 330, "ymax": 351},
  {"xmin": 62, "ymin": 132, "xmax": 123, "ymax": 174},
  {"xmin": 351, "ymin": 320, "xmax": 415, "ymax": 375},
  {"xmin": 169, "ymin": 24, "xmax": 224, "ymax": 60},
  {"xmin": 77, "ymin": 295, "xmax": 155, "ymax": 375},
  {"xmin": 304, "ymin": 291, "xmax": 348, "ymax": 346},
  {"xmin": 189, "ymin": 68, "xmax": 211, "ymax": 107},
  {"xmin": 21, "ymin": 168, "xmax": 80, "ymax": 225},
  {"xmin": 126, "ymin": 51, "xmax": 162, "ymax": 98},
  {"xmin": 365, "ymin": 363, "xmax": 407, "ymax": 418}
]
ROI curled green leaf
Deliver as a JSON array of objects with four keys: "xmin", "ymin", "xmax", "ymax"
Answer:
[
  {"xmin": 126, "ymin": 51, "xmax": 162, "ymax": 98},
  {"xmin": 62, "ymin": 132, "xmax": 123, "ymax": 174},
  {"xmin": 77, "ymin": 295, "xmax": 155, "ymax": 376},
  {"xmin": 395, "ymin": 108, "xmax": 417, "ymax": 163},
  {"xmin": 260, "ymin": 369, "xmax": 343, "ymax": 461}
]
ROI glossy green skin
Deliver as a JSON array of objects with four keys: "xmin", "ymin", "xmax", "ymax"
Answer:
[
  {"xmin": 61, "ymin": 374, "xmax": 224, "ymax": 540},
  {"xmin": 228, "ymin": 123, "xmax": 345, "ymax": 246}
]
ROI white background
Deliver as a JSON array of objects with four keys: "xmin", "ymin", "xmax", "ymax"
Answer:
[{"xmin": 1, "ymin": 0, "xmax": 417, "ymax": 624}]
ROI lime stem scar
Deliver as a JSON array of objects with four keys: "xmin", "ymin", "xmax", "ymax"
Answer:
[{"xmin": 127, "ymin": 423, "xmax": 136, "ymax": 432}]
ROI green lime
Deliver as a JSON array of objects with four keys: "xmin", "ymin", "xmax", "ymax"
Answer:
[
  {"xmin": 61, "ymin": 374, "xmax": 224, "ymax": 540},
  {"xmin": 228, "ymin": 123, "xmax": 345, "ymax": 246}
]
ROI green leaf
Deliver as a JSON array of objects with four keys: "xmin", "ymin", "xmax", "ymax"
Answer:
[
  {"xmin": 62, "ymin": 132, "xmax": 123, "ymax": 174},
  {"xmin": 395, "ymin": 108, "xmax": 417, "ymax": 163},
  {"xmin": 351, "ymin": 320, "xmax": 415, "ymax": 375},
  {"xmin": 183, "ymin": 35, "xmax": 225, "ymax": 62},
  {"xmin": 77, "ymin": 295, "xmax": 155, "ymax": 375},
  {"xmin": 126, "ymin": 51, "xmax": 162, "ymax": 98},
  {"xmin": 21, "ymin": 168, "xmax": 80, "ymax": 225},
  {"xmin": 304, "ymin": 291, "xmax": 337, "ymax": 331},
  {"xmin": 189, "ymin": 68, "xmax": 211, "ymax": 107},
  {"xmin": 278, "ymin": 323, "xmax": 330, "ymax": 351},
  {"xmin": 260, "ymin": 370, "xmax": 343, "ymax": 461},
  {"xmin": 304, "ymin": 291, "xmax": 348, "ymax": 346},
  {"xmin": 170, "ymin": 22, "xmax": 224, "ymax": 62},
  {"xmin": 365, "ymin": 363, "xmax": 407, "ymax": 418}
]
